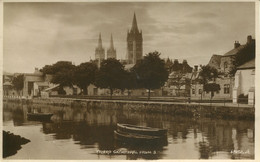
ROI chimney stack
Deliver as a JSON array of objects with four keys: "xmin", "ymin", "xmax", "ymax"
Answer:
[
  {"xmin": 194, "ymin": 65, "xmax": 198, "ymax": 72},
  {"xmin": 247, "ymin": 35, "xmax": 252, "ymax": 44},
  {"xmin": 234, "ymin": 41, "xmax": 240, "ymax": 49},
  {"xmin": 34, "ymin": 68, "xmax": 40, "ymax": 73}
]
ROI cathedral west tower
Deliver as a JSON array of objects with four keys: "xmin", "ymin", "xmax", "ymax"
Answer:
[
  {"xmin": 127, "ymin": 13, "xmax": 143, "ymax": 64},
  {"xmin": 95, "ymin": 33, "xmax": 105, "ymax": 61},
  {"xmin": 107, "ymin": 34, "xmax": 117, "ymax": 59}
]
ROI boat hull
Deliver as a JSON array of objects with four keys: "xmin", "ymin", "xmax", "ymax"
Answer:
[
  {"xmin": 114, "ymin": 130, "xmax": 161, "ymax": 145},
  {"xmin": 27, "ymin": 113, "xmax": 53, "ymax": 121},
  {"xmin": 117, "ymin": 123, "xmax": 167, "ymax": 137}
]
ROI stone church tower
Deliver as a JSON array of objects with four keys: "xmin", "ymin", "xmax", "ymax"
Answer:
[
  {"xmin": 95, "ymin": 33, "xmax": 105, "ymax": 67},
  {"xmin": 127, "ymin": 13, "xmax": 143, "ymax": 64},
  {"xmin": 107, "ymin": 34, "xmax": 117, "ymax": 59}
]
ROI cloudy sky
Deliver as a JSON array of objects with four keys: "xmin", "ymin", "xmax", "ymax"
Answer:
[{"xmin": 4, "ymin": 2, "xmax": 255, "ymax": 73}]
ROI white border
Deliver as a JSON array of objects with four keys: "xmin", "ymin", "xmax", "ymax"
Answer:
[{"xmin": 0, "ymin": 0, "xmax": 259, "ymax": 162}]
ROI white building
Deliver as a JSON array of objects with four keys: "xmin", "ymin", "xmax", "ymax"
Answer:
[{"xmin": 233, "ymin": 59, "xmax": 255, "ymax": 105}]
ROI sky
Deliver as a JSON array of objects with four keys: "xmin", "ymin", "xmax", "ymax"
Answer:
[{"xmin": 3, "ymin": 2, "xmax": 255, "ymax": 73}]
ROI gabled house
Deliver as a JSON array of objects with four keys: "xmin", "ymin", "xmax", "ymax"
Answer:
[{"xmin": 190, "ymin": 35, "xmax": 255, "ymax": 100}]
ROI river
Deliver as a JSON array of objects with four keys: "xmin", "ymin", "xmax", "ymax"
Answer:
[{"xmin": 3, "ymin": 102, "xmax": 254, "ymax": 160}]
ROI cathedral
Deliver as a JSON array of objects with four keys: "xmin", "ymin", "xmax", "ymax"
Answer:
[
  {"xmin": 94, "ymin": 13, "xmax": 143, "ymax": 65},
  {"xmin": 95, "ymin": 33, "xmax": 105, "ymax": 61},
  {"xmin": 107, "ymin": 34, "xmax": 117, "ymax": 59},
  {"xmin": 126, "ymin": 13, "xmax": 143, "ymax": 64}
]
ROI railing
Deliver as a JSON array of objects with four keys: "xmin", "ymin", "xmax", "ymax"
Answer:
[
  {"xmin": 48, "ymin": 95, "xmax": 254, "ymax": 108},
  {"xmin": 3, "ymin": 94, "xmax": 254, "ymax": 108}
]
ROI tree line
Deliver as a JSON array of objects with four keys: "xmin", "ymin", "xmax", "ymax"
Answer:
[
  {"xmin": 10, "ymin": 50, "xmax": 225, "ymax": 100},
  {"xmin": 40, "ymin": 51, "xmax": 169, "ymax": 99}
]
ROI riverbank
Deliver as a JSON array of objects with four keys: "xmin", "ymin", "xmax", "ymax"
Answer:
[
  {"xmin": 3, "ymin": 97, "xmax": 254, "ymax": 120},
  {"xmin": 3, "ymin": 131, "xmax": 31, "ymax": 158}
]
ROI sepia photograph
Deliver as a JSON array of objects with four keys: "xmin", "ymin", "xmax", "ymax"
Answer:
[{"xmin": 1, "ymin": 1, "xmax": 257, "ymax": 160}]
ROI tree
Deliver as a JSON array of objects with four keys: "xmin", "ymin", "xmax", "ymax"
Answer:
[
  {"xmin": 168, "ymin": 60, "xmax": 192, "ymax": 96},
  {"xmin": 229, "ymin": 40, "xmax": 255, "ymax": 76},
  {"xmin": 169, "ymin": 71, "xmax": 191, "ymax": 96},
  {"xmin": 12, "ymin": 74, "xmax": 24, "ymax": 96},
  {"xmin": 199, "ymin": 65, "xmax": 218, "ymax": 85},
  {"xmin": 204, "ymin": 83, "xmax": 220, "ymax": 99},
  {"xmin": 132, "ymin": 51, "xmax": 169, "ymax": 100},
  {"xmin": 41, "ymin": 61, "xmax": 75, "ymax": 94},
  {"xmin": 94, "ymin": 58, "xmax": 125, "ymax": 98},
  {"xmin": 73, "ymin": 62, "xmax": 98, "ymax": 95},
  {"xmin": 198, "ymin": 65, "xmax": 220, "ymax": 99},
  {"xmin": 119, "ymin": 70, "xmax": 138, "ymax": 97}
]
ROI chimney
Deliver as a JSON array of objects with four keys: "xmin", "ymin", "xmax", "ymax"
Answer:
[
  {"xmin": 182, "ymin": 59, "xmax": 187, "ymax": 64},
  {"xmin": 34, "ymin": 68, "xmax": 39, "ymax": 73},
  {"xmin": 234, "ymin": 41, "xmax": 240, "ymax": 49},
  {"xmin": 247, "ymin": 35, "xmax": 252, "ymax": 44},
  {"xmin": 194, "ymin": 65, "xmax": 198, "ymax": 72}
]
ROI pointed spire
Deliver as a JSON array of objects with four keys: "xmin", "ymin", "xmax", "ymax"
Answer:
[
  {"xmin": 98, "ymin": 32, "xmax": 102, "ymax": 48},
  {"xmin": 110, "ymin": 34, "xmax": 114, "ymax": 49},
  {"xmin": 131, "ymin": 12, "xmax": 139, "ymax": 32}
]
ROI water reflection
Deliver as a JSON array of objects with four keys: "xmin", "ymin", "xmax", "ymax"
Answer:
[{"xmin": 3, "ymin": 102, "xmax": 254, "ymax": 160}]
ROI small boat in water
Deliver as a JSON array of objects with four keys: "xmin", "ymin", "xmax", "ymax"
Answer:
[
  {"xmin": 114, "ymin": 130, "xmax": 161, "ymax": 144},
  {"xmin": 27, "ymin": 113, "xmax": 53, "ymax": 121},
  {"xmin": 117, "ymin": 123, "xmax": 167, "ymax": 137}
]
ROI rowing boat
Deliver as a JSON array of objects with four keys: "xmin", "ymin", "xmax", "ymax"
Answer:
[
  {"xmin": 27, "ymin": 113, "xmax": 53, "ymax": 121},
  {"xmin": 117, "ymin": 123, "xmax": 167, "ymax": 137},
  {"xmin": 114, "ymin": 130, "xmax": 161, "ymax": 144}
]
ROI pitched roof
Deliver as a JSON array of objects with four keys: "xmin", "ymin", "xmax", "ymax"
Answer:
[
  {"xmin": 207, "ymin": 54, "xmax": 222, "ymax": 68},
  {"xmin": 124, "ymin": 64, "xmax": 135, "ymax": 70},
  {"xmin": 223, "ymin": 45, "xmax": 246, "ymax": 57},
  {"xmin": 237, "ymin": 59, "xmax": 255, "ymax": 69}
]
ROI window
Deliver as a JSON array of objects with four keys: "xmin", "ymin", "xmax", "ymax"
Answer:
[
  {"xmin": 73, "ymin": 88, "xmax": 78, "ymax": 95},
  {"xmin": 224, "ymin": 62, "xmax": 228, "ymax": 72},
  {"xmin": 199, "ymin": 89, "xmax": 202, "ymax": 94},
  {"xmin": 224, "ymin": 84, "xmax": 230, "ymax": 94},
  {"xmin": 192, "ymin": 89, "xmax": 195, "ymax": 94}
]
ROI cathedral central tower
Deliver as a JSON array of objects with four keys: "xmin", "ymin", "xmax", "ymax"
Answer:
[{"xmin": 127, "ymin": 13, "xmax": 143, "ymax": 64}]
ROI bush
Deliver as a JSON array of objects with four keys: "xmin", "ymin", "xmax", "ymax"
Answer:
[{"xmin": 238, "ymin": 94, "xmax": 248, "ymax": 104}]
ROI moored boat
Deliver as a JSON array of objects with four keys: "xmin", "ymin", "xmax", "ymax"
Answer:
[
  {"xmin": 27, "ymin": 113, "xmax": 53, "ymax": 121},
  {"xmin": 117, "ymin": 123, "xmax": 167, "ymax": 137},
  {"xmin": 114, "ymin": 130, "xmax": 161, "ymax": 145}
]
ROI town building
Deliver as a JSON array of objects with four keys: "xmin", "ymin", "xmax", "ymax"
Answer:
[
  {"xmin": 233, "ymin": 59, "xmax": 255, "ymax": 105},
  {"xmin": 3, "ymin": 68, "xmax": 82, "ymax": 98},
  {"xmin": 190, "ymin": 35, "xmax": 255, "ymax": 101},
  {"xmin": 107, "ymin": 34, "xmax": 117, "ymax": 59},
  {"xmin": 126, "ymin": 13, "xmax": 143, "ymax": 64},
  {"xmin": 3, "ymin": 72, "xmax": 19, "ymax": 96}
]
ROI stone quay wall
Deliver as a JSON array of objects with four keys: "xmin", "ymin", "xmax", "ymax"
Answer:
[{"xmin": 3, "ymin": 97, "xmax": 254, "ymax": 120}]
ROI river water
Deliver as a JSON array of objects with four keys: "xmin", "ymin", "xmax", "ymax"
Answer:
[{"xmin": 3, "ymin": 102, "xmax": 254, "ymax": 160}]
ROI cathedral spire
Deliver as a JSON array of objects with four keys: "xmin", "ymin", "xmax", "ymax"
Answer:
[
  {"xmin": 110, "ymin": 34, "xmax": 114, "ymax": 49},
  {"xmin": 131, "ymin": 13, "xmax": 139, "ymax": 32},
  {"xmin": 98, "ymin": 32, "xmax": 102, "ymax": 48},
  {"xmin": 107, "ymin": 33, "xmax": 116, "ymax": 59}
]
